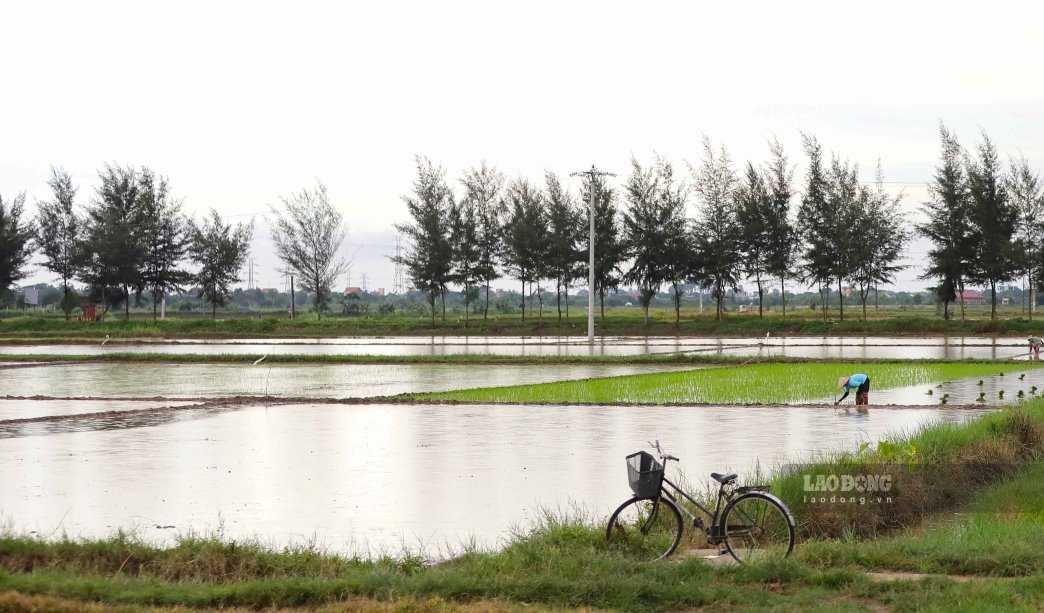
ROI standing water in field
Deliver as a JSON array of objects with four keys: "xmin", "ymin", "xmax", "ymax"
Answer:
[
  {"xmin": 0, "ymin": 335, "xmax": 1037, "ymax": 359},
  {"xmin": 0, "ymin": 363, "xmax": 693, "ymax": 399},
  {"xmin": 0, "ymin": 401, "xmax": 991, "ymax": 556}
]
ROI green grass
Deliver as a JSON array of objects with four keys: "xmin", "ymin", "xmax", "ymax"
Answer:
[
  {"xmin": 5, "ymin": 310, "xmax": 1044, "ymax": 339},
  {"xmin": 797, "ymin": 460, "xmax": 1044, "ymax": 577},
  {"xmin": 408, "ymin": 362, "xmax": 1044, "ymax": 404},
  {"xmin": 776, "ymin": 402, "xmax": 1044, "ymax": 539}
]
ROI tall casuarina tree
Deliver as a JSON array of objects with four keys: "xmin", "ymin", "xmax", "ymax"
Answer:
[
  {"xmin": 850, "ymin": 163, "xmax": 908, "ymax": 320},
  {"xmin": 763, "ymin": 138, "xmax": 797, "ymax": 319},
  {"xmin": 797, "ymin": 134, "xmax": 834, "ymax": 319},
  {"xmin": 448, "ymin": 188, "xmax": 481, "ymax": 327},
  {"xmin": 461, "ymin": 161, "xmax": 505, "ymax": 320},
  {"xmin": 918, "ymin": 124, "xmax": 972, "ymax": 320},
  {"xmin": 35, "ymin": 167, "xmax": 80, "ymax": 319},
  {"xmin": 78, "ymin": 164, "xmax": 147, "ymax": 319},
  {"xmin": 1008, "ymin": 154, "xmax": 1044, "ymax": 318},
  {"xmin": 138, "ymin": 169, "xmax": 190, "ymax": 321},
  {"xmin": 691, "ymin": 138, "xmax": 742, "ymax": 321},
  {"xmin": 736, "ymin": 162, "xmax": 770, "ymax": 317},
  {"xmin": 621, "ymin": 157, "xmax": 664, "ymax": 326},
  {"xmin": 966, "ymin": 132, "xmax": 1017, "ymax": 319},
  {"xmin": 394, "ymin": 156, "xmax": 454, "ymax": 327},
  {"xmin": 187, "ymin": 210, "xmax": 253, "ymax": 319},
  {"xmin": 544, "ymin": 171, "xmax": 583, "ymax": 321},
  {"xmin": 0, "ymin": 191, "xmax": 34, "ymax": 294},
  {"xmin": 657, "ymin": 158, "xmax": 691, "ymax": 327},
  {"xmin": 501, "ymin": 177, "xmax": 546, "ymax": 321},
  {"xmin": 269, "ymin": 180, "xmax": 350, "ymax": 319},
  {"xmin": 824, "ymin": 153, "xmax": 860, "ymax": 321}
]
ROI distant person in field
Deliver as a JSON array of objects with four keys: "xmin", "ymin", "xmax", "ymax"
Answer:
[
  {"xmin": 836, "ymin": 374, "xmax": 870, "ymax": 407},
  {"xmin": 1029, "ymin": 337, "xmax": 1043, "ymax": 359}
]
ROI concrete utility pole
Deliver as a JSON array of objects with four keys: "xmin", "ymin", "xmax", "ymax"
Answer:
[{"xmin": 570, "ymin": 165, "xmax": 616, "ymax": 344}]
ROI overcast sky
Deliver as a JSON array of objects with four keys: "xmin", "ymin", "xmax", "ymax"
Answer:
[{"xmin": 4, "ymin": 0, "xmax": 1044, "ymax": 293}]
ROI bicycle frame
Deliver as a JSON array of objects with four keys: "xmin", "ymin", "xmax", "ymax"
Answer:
[{"xmin": 657, "ymin": 475, "xmax": 732, "ymax": 543}]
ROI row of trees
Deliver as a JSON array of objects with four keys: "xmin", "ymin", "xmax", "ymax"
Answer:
[
  {"xmin": 0, "ymin": 167, "xmax": 350, "ymax": 320},
  {"xmin": 0, "ymin": 165, "xmax": 255, "ymax": 319},
  {"xmin": 395, "ymin": 135, "xmax": 911, "ymax": 327},
  {"xmin": 919, "ymin": 124, "xmax": 1044, "ymax": 320}
]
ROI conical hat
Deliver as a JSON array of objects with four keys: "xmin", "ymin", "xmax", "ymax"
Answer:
[{"xmin": 837, "ymin": 376, "xmax": 849, "ymax": 388}]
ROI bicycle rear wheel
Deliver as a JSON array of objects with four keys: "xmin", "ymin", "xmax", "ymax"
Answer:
[
  {"xmin": 605, "ymin": 496, "xmax": 683, "ymax": 561},
  {"xmin": 721, "ymin": 493, "xmax": 795, "ymax": 563}
]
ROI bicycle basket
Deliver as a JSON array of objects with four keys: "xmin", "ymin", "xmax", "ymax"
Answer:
[{"xmin": 626, "ymin": 451, "xmax": 664, "ymax": 497}]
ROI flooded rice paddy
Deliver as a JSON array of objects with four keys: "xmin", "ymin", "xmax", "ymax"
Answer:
[
  {"xmin": 0, "ymin": 363, "xmax": 691, "ymax": 399},
  {"xmin": 0, "ymin": 336, "xmax": 1033, "ymax": 556},
  {"xmin": 0, "ymin": 401, "xmax": 990, "ymax": 554},
  {"xmin": 1, "ymin": 335, "xmax": 1040, "ymax": 359}
]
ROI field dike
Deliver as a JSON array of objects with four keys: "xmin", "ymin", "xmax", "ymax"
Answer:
[
  {"xmin": 1, "ymin": 401, "xmax": 1043, "ymax": 610},
  {"xmin": 4, "ymin": 312, "xmax": 1044, "ymax": 339}
]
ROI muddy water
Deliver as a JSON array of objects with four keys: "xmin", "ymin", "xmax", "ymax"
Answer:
[
  {"xmin": 0, "ymin": 335, "xmax": 1038, "ymax": 359},
  {"xmin": 0, "ymin": 402, "xmax": 990, "ymax": 555},
  {"xmin": 0, "ymin": 363, "xmax": 692, "ymax": 399},
  {"xmin": 0, "ymin": 399, "xmax": 198, "ymax": 422}
]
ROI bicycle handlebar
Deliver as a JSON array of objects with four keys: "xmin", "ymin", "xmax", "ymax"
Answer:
[{"xmin": 648, "ymin": 439, "xmax": 680, "ymax": 463}]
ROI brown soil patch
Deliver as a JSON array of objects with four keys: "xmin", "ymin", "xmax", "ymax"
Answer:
[{"xmin": 865, "ymin": 570, "xmax": 1011, "ymax": 583}]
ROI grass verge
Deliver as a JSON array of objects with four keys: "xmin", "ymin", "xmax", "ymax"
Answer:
[
  {"xmin": 5, "ymin": 312, "xmax": 1044, "ymax": 339},
  {"xmin": 406, "ymin": 362, "xmax": 1044, "ymax": 404}
]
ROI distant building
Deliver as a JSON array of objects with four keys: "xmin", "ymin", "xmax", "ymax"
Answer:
[
  {"xmin": 955, "ymin": 290, "xmax": 987, "ymax": 305},
  {"xmin": 344, "ymin": 286, "xmax": 363, "ymax": 296}
]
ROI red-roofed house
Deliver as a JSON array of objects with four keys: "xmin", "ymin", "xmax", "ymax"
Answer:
[
  {"xmin": 956, "ymin": 290, "xmax": 987, "ymax": 305},
  {"xmin": 344, "ymin": 286, "xmax": 363, "ymax": 296}
]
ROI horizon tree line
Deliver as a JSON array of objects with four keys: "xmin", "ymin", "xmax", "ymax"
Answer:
[
  {"xmin": 919, "ymin": 123, "xmax": 1044, "ymax": 320},
  {"xmin": 394, "ymin": 134, "xmax": 913, "ymax": 328},
  {"xmin": 3, "ymin": 124, "xmax": 1039, "ymax": 325},
  {"xmin": 0, "ymin": 166, "xmax": 350, "ymax": 320}
]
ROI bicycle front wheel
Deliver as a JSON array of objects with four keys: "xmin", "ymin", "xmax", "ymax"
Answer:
[
  {"xmin": 721, "ymin": 493, "xmax": 795, "ymax": 563},
  {"xmin": 605, "ymin": 496, "xmax": 683, "ymax": 561}
]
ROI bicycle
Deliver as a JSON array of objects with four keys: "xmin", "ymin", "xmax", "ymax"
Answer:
[{"xmin": 605, "ymin": 440, "xmax": 795, "ymax": 563}]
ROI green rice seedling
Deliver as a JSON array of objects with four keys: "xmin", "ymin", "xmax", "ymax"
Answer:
[
  {"xmin": 410, "ymin": 362, "xmax": 1044, "ymax": 405},
  {"xmin": 999, "ymin": 390, "xmax": 1005, "ymax": 399},
  {"xmin": 1020, "ymin": 373, "xmax": 1026, "ymax": 380},
  {"xmin": 978, "ymin": 380, "xmax": 984, "ymax": 386},
  {"xmin": 927, "ymin": 389, "xmax": 933, "ymax": 395},
  {"xmin": 977, "ymin": 392, "xmax": 986, "ymax": 402},
  {"xmin": 1018, "ymin": 390, "xmax": 1025, "ymax": 398},
  {"xmin": 1033, "ymin": 386, "xmax": 1039, "ymax": 394}
]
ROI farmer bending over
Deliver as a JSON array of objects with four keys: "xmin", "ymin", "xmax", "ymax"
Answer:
[
  {"xmin": 837, "ymin": 374, "xmax": 870, "ymax": 406},
  {"xmin": 1029, "ymin": 337, "xmax": 1043, "ymax": 359}
]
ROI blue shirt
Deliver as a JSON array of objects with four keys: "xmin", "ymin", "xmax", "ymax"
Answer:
[{"xmin": 845, "ymin": 374, "xmax": 868, "ymax": 390}]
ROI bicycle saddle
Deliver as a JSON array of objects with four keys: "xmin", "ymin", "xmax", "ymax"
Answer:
[{"xmin": 711, "ymin": 472, "xmax": 738, "ymax": 484}]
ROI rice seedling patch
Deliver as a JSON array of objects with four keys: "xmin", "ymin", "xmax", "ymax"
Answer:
[{"xmin": 409, "ymin": 362, "xmax": 1044, "ymax": 404}]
